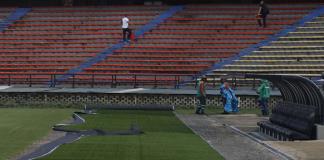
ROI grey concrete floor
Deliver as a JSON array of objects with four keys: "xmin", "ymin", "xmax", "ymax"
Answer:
[{"xmin": 176, "ymin": 113, "xmax": 284, "ymax": 160}]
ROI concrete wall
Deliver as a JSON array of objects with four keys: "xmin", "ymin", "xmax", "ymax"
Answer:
[{"xmin": 0, "ymin": 92, "xmax": 282, "ymax": 108}]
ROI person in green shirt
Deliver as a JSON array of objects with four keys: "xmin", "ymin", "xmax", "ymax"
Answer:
[
  {"xmin": 257, "ymin": 79, "xmax": 270, "ymax": 116},
  {"xmin": 196, "ymin": 76, "xmax": 207, "ymax": 114}
]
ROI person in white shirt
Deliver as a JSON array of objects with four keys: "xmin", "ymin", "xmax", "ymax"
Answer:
[{"xmin": 121, "ymin": 15, "xmax": 131, "ymax": 41}]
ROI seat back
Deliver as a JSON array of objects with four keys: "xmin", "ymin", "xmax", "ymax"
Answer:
[{"xmin": 270, "ymin": 101, "xmax": 316, "ymax": 138}]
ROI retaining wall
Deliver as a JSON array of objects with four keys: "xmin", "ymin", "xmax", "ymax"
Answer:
[{"xmin": 0, "ymin": 92, "xmax": 281, "ymax": 108}]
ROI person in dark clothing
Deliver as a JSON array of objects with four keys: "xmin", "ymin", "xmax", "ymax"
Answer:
[
  {"xmin": 196, "ymin": 76, "xmax": 207, "ymax": 114},
  {"xmin": 257, "ymin": 0, "xmax": 269, "ymax": 28}
]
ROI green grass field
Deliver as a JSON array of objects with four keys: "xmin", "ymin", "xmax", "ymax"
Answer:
[
  {"xmin": 0, "ymin": 108, "xmax": 74, "ymax": 160},
  {"xmin": 40, "ymin": 110, "xmax": 224, "ymax": 160}
]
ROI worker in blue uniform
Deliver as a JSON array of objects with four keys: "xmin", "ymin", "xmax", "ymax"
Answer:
[{"xmin": 223, "ymin": 82, "xmax": 239, "ymax": 114}]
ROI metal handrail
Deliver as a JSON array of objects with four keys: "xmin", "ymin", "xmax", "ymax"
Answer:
[
  {"xmin": 0, "ymin": 73, "xmax": 192, "ymax": 89},
  {"xmin": 0, "ymin": 73, "xmax": 321, "ymax": 89}
]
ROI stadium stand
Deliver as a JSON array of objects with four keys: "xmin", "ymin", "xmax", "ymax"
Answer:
[
  {"xmin": 212, "ymin": 5, "xmax": 324, "ymax": 87},
  {"xmin": 80, "ymin": 4, "xmax": 317, "ymax": 87},
  {"xmin": 52, "ymin": 5, "xmax": 184, "ymax": 87},
  {"xmin": 0, "ymin": 6, "xmax": 167, "ymax": 85},
  {"xmin": 0, "ymin": 8, "xmax": 17, "ymax": 32},
  {"xmin": 0, "ymin": 8, "xmax": 31, "ymax": 33},
  {"xmin": 0, "ymin": 4, "xmax": 319, "ymax": 87},
  {"xmin": 0, "ymin": 8, "xmax": 15, "ymax": 21}
]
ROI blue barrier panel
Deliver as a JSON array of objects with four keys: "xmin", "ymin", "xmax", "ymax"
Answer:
[{"xmin": 54, "ymin": 5, "xmax": 184, "ymax": 85}]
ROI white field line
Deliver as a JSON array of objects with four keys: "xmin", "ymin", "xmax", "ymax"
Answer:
[{"xmin": 74, "ymin": 113, "xmax": 85, "ymax": 123}]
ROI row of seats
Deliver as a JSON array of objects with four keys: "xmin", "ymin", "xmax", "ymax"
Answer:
[
  {"xmin": 0, "ymin": 8, "xmax": 14, "ymax": 22},
  {"xmin": 258, "ymin": 101, "xmax": 316, "ymax": 140}
]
